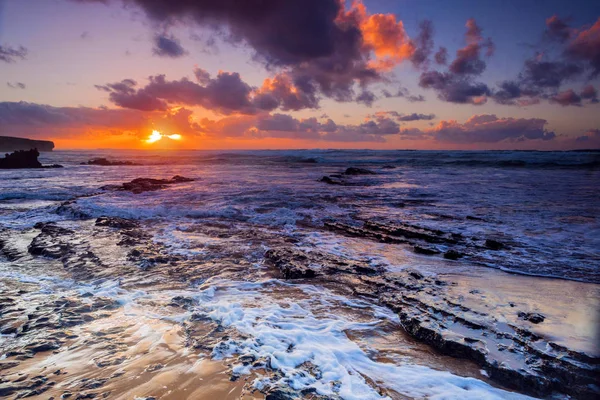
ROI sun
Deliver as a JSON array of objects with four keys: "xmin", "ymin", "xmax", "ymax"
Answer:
[{"xmin": 145, "ymin": 130, "xmax": 182, "ymax": 144}]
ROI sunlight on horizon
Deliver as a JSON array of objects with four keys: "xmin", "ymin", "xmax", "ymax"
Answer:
[{"xmin": 145, "ymin": 130, "xmax": 182, "ymax": 144}]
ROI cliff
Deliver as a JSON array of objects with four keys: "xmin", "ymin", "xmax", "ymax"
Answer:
[{"xmin": 0, "ymin": 136, "xmax": 55, "ymax": 152}]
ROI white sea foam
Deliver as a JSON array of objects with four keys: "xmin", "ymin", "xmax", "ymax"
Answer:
[{"xmin": 191, "ymin": 280, "xmax": 536, "ymax": 400}]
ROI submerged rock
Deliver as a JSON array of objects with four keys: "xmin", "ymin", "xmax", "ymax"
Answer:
[
  {"xmin": 0, "ymin": 149, "xmax": 63, "ymax": 169},
  {"xmin": 485, "ymin": 239, "xmax": 505, "ymax": 250},
  {"xmin": 318, "ymin": 176, "xmax": 343, "ymax": 185},
  {"xmin": 343, "ymin": 167, "xmax": 376, "ymax": 175},
  {"xmin": 102, "ymin": 175, "xmax": 195, "ymax": 194},
  {"xmin": 81, "ymin": 158, "xmax": 139, "ymax": 166}
]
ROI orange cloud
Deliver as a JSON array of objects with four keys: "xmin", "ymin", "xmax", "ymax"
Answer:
[{"xmin": 338, "ymin": 1, "xmax": 414, "ymax": 71}]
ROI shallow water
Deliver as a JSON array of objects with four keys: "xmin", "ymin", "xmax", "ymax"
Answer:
[{"xmin": 1, "ymin": 149, "xmax": 599, "ymax": 399}]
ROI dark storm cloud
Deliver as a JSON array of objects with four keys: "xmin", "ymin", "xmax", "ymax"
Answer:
[
  {"xmin": 7, "ymin": 82, "xmax": 26, "ymax": 89},
  {"xmin": 152, "ymin": 34, "xmax": 188, "ymax": 58},
  {"xmin": 0, "ymin": 44, "xmax": 28, "ymax": 63},
  {"xmin": 72, "ymin": 0, "xmax": 419, "ymax": 108}
]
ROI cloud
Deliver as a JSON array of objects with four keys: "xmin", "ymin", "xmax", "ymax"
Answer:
[
  {"xmin": 397, "ymin": 113, "xmax": 435, "ymax": 121},
  {"xmin": 7, "ymin": 82, "xmax": 26, "ymax": 89},
  {"xmin": 565, "ymin": 17, "xmax": 600, "ymax": 77},
  {"xmin": 152, "ymin": 34, "xmax": 188, "ymax": 58},
  {"xmin": 97, "ymin": 68, "xmax": 327, "ymax": 114},
  {"xmin": 418, "ymin": 19, "xmax": 492, "ymax": 104},
  {"xmin": 427, "ymin": 114, "xmax": 555, "ymax": 143},
  {"xmin": 549, "ymin": 89, "xmax": 582, "ymax": 106},
  {"xmin": 574, "ymin": 129, "xmax": 600, "ymax": 147},
  {"xmin": 0, "ymin": 44, "xmax": 28, "ymax": 63},
  {"xmin": 370, "ymin": 111, "xmax": 435, "ymax": 121},
  {"xmin": 448, "ymin": 19, "xmax": 494, "ymax": 76},
  {"xmin": 492, "ymin": 17, "xmax": 600, "ymax": 107},
  {"xmin": 74, "ymin": 0, "xmax": 421, "ymax": 108},
  {"xmin": 434, "ymin": 47, "xmax": 448, "ymax": 65},
  {"xmin": 0, "ymin": 101, "xmax": 205, "ymax": 141},
  {"xmin": 356, "ymin": 90, "xmax": 376, "ymax": 106},
  {"xmin": 419, "ymin": 71, "xmax": 490, "ymax": 104},
  {"xmin": 581, "ymin": 85, "xmax": 599, "ymax": 103},
  {"xmin": 545, "ymin": 16, "xmax": 573, "ymax": 42},
  {"xmin": 410, "ymin": 20, "xmax": 434, "ymax": 68},
  {"xmin": 381, "ymin": 86, "xmax": 426, "ymax": 102}
]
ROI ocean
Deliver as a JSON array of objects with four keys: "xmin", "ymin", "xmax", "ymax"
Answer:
[{"xmin": 0, "ymin": 149, "xmax": 599, "ymax": 399}]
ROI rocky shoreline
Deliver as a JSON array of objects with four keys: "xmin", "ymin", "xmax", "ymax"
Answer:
[{"xmin": 0, "ymin": 174, "xmax": 598, "ymax": 399}]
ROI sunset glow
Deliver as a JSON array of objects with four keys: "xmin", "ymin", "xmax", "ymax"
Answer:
[
  {"xmin": 145, "ymin": 130, "xmax": 182, "ymax": 144},
  {"xmin": 0, "ymin": 0, "xmax": 598, "ymax": 150}
]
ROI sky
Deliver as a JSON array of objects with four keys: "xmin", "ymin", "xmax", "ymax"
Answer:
[{"xmin": 0, "ymin": 0, "xmax": 599, "ymax": 150}]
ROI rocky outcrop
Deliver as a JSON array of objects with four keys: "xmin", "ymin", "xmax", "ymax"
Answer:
[
  {"xmin": 0, "ymin": 136, "xmax": 54, "ymax": 152},
  {"xmin": 263, "ymin": 245, "xmax": 600, "ymax": 399},
  {"xmin": 81, "ymin": 158, "xmax": 140, "ymax": 166},
  {"xmin": 0, "ymin": 149, "xmax": 63, "ymax": 169},
  {"xmin": 101, "ymin": 175, "xmax": 195, "ymax": 194}
]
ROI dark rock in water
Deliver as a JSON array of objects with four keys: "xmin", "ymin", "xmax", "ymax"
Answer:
[
  {"xmin": 265, "ymin": 388, "xmax": 297, "ymax": 400},
  {"xmin": 103, "ymin": 175, "xmax": 195, "ymax": 194},
  {"xmin": 0, "ymin": 149, "xmax": 41, "ymax": 169},
  {"xmin": 318, "ymin": 176, "xmax": 343, "ymax": 185},
  {"xmin": 81, "ymin": 158, "xmax": 139, "ymax": 166},
  {"xmin": 0, "ymin": 149, "xmax": 63, "ymax": 169},
  {"xmin": 443, "ymin": 250, "xmax": 464, "ymax": 260},
  {"xmin": 382, "ymin": 165, "xmax": 396, "ymax": 169},
  {"xmin": 343, "ymin": 167, "xmax": 376, "ymax": 175},
  {"xmin": 95, "ymin": 217, "xmax": 138, "ymax": 229},
  {"xmin": 518, "ymin": 312, "xmax": 545, "ymax": 324},
  {"xmin": 265, "ymin": 249, "xmax": 317, "ymax": 279},
  {"xmin": 0, "ymin": 136, "xmax": 54, "ymax": 152},
  {"xmin": 413, "ymin": 245, "xmax": 441, "ymax": 255},
  {"xmin": 485, "ymin": 239, "xmax": 505, "ymax": 250}
]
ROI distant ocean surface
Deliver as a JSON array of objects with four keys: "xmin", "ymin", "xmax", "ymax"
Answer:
[{"xmin": 1, "ymin": 149, "xmax": 599, "ymax": 283}]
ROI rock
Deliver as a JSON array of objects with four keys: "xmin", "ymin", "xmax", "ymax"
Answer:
[
  {"xmin": 102, "ymin": 176, "xmax": 195, "ymax": 194},
  {"xmin": 413, "ymin": 245, "xmax": 441, "ymax": 255},
  {"xmin": 265, "ymin": 249, "xmax": 317, "ymax": 279},
  {"xmin": 265, "ymin": 388, "xmax": 297, "ymax": 400},
  {"xmin": 81, "ymin": 158, "xmax": 139, "ymax": 166},
  {"xmin": 318, "ymin": 176, "xmax": 342, "ymax": 185},
  {"xmin": 95, "ymin": 217, "xmax": 138, "ymax": 229},
  {"xmin": 485, "ymin": 239, "xmax": 505, "ymax": 250},
  {"xmin": 382, "ymin": 165, "xmax": 396, "ymax": 169},
  {"xmin": 343, "ymin": 167, "xmax": 376, "ymax": 175},
  {"xmin": 518, "ymin": 312, "xmax": 545, "ymax": 324},
  {"xmin": 443, "ymin": 250, "xmax": 464, "ymax": 260},
  {"xmin": 0, "ymin": 149, "xmax": 41, "ymax": 169},
  {"xmin": 0, "ymin": 361, "xmax": 19, "ymax": 370},
  {"xmin": 0, "ymin": 149, "xmax": 63, "ymax": 169}
]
